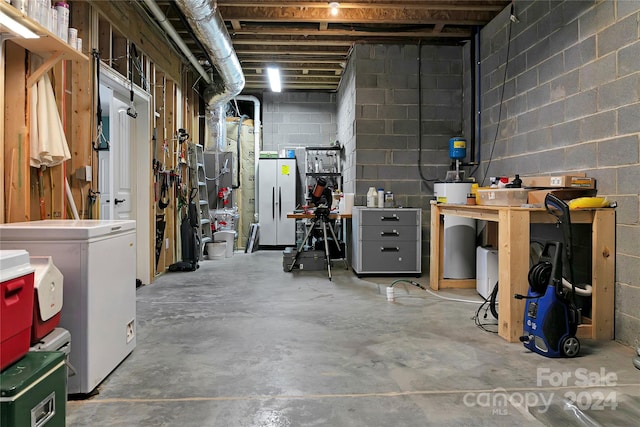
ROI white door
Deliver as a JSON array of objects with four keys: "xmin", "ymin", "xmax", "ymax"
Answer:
[
  {"xmin": 98, "ymin": 65, "xmax": 152, "ymax": 284},
  {"xmin": 258, "ymin": 159, "xmax": 277, "ymax": 245},
  {"xmin": 98, "ymin": 87, "xmax": 112, "ymax": 219},
  {"xmin": 257, "ymin": 159, "xmax": 296, "ymax": 245},
  {"xmin": 112, "ymin": 97, "xmax": 133, "ymax": 220},
  {"xmin": 277, "ymin": 159, "xmax": 296, "ymax": 245},
  {"xmin": 99, "ymin": 96, "xmax": 132, "ymax": 220}
]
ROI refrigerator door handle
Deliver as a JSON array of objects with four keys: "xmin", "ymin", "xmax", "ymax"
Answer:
[
  {"xmin": 272, "ymin": 187, "xmax": 275, "ymax": 219},
  {"xmin": 279, "ymin": 187, "xmax": 282, "ymax": 218}
]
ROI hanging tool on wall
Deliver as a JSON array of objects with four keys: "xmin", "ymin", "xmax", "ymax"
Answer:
[
  {"xmin": 158, "ymin": 173, "xmax": 170, "ymax": 210},
  {"xmin": 87, "ymin": 190, "xmax": 98, "ymax": 219},
  {"xmin": 92, "ymin": 49, "xmax": 109, "ymax": 151},
  {"xmin": 126, "ymin": 43, "xmax": 138, "ymax": 119}
]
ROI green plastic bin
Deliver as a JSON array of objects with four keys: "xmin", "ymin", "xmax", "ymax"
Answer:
[{"xmin": 1, "ymin": 352, "xmax": 66, "ymax": 427}]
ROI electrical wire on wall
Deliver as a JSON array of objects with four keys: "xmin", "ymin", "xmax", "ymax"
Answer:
[
  {"xmin": 416, "ymin": 40, "xmax": 441, "ymax": 186},
  {"xmin": 479, "ymin": 2, "xmax": 516, "ymax": 186}
]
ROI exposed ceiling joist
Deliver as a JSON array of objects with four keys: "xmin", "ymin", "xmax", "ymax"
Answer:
[
  {"xmin": 216, "ymin": 1, "xmax": 506, "ymax": 12},
  {"xmin": 152, "ymin": 0, "xmax": 510, "ymax": 92},
  {"xmin": 218, "ymin": 7, "xmax": 492, "ymax": 26},
  {"xmin": 229, "ymin": 27, "xmax": 471, "ymax": 38}
]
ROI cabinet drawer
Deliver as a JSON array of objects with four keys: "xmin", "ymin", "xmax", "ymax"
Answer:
[
  {"xmin": 359, "ymin": 241, "xmax": 419, "ymax": 272},
  {"xmin": 359, "ymin": 225, "xmax": 417, "ymax": 241},
  {"xmin": 360, "ymin": 209, "xmax": 418, "ymax": 227}
]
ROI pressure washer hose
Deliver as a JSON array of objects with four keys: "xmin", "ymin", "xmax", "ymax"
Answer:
[{"xmin": 388, "ymin": 279, "xmax": 484, "ymax": 304}]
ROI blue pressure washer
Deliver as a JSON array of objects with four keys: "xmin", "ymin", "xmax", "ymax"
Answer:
[{"xmin": 516, "ymin": 194, "xmax": 581, "ymax": 358}]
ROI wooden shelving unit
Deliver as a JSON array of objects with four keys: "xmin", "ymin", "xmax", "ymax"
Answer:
[
  {"xmin": 2, "ymin": 1, "xmax": 90, "ymax": 223},
  {"xmin": 1, "ymin": 2, "xmax": 88, "ymax": 87}
]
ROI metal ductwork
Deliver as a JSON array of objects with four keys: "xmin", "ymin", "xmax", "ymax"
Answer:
[
  {"xmin": 174, "ymin": 0, "xmax": 245, "ymax": 107},
  {"xmin": 174, "ymin": 0, "xmax": 245, "ymax": 152}
]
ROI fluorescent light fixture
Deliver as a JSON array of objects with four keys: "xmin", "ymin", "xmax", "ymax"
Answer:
[
  {"xmin": 0, "ymin": 11, "xmax": 39, "ymax": 39},
  {"xmin": 267, "ymin": 67, "xmax": 281, "ymax": 92},
  {"xmin": 329, "ymin": 2, "xmax": 340, "ymax": 16}
]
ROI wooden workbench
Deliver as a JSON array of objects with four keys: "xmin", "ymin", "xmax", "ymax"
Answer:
[{"xmin": 429, "ymin": 203, "xmax": 615, "ymax": 343}]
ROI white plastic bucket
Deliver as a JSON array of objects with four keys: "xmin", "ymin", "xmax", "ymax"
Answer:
[
  {"xmin": 213, "ymin": 231, "xmax": 235, "ymax": 257},
  {"xmin": 206, "ymin": 242, "xmax": 226, "ymax": 260}
]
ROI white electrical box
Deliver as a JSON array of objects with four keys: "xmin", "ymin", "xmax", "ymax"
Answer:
[
  {"xmin": 476, "ymin": 246, "xmax": 498, "ymax": 299},
  {"xmin": 75, "ymin": 165, "xmax": 92, "ymax": 182}
]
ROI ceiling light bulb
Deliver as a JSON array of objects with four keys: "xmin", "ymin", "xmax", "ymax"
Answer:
[
  {"xmin": 329, "ymin": 2, "xmax": 339, "ymax": 16},
  {"xmin": 267, "ymin": 67, "xmax": 281, "ymax": 92}
]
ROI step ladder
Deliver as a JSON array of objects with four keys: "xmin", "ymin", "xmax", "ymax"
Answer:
[{"xmin": 188, "ymin": 142, "xmax": 213, "ymax": 258}]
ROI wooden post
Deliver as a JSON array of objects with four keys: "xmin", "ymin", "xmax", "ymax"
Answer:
[
  {"xmin": 591, "ymin": 209, "xmax": 616, "ymax": 339},
  {"xmin": 497, "ymin": 209, "xmax": 529, "ymax": 343},
  {"xmin": 68, "ymin": 0, "xmax": 94, "ymax": 220},
  {"xmin": 153, "ymin": 68, "xmax": 166, "ymax": 275},
  {"xmin": 164, "ymin": 78, "xmax": 177, "ymax": 269},
  {"xmin": 4, "ymin": 43, "xmax": 29, "ymax": 223},
  {"xmin": 429, "ymin": 202, "xmax": 442, "ymax": 290}
]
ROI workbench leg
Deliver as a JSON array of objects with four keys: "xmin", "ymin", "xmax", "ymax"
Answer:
[
  {"xmin": 429, "ymin": 203, "xmax": 442, "ymax": 290},
  {"xmin": 497, "ymin": 210, "xmax": 530, "ymax": 343},
  {"xmin": 591, "ymin": 209, "xmax": 615, "ymax": 340}
]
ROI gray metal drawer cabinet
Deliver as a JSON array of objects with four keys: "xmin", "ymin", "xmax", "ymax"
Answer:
[{"xmin": 351, "ymin": 207, "xmax": 421, "ymax": 276}]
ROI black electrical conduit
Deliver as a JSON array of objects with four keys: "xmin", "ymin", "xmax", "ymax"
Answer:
[
  {"xmin": 417, "ymin": 28, "xmax": 483, "ymax": 183},
  {"xmin": 417, "ymin": 40, "xmax": 439, "ymax": 183}
]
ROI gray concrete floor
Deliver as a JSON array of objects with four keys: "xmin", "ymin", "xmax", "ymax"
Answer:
[{"xmin": 67, "ymin": 251, "xmax": 640, "ymax": 426}]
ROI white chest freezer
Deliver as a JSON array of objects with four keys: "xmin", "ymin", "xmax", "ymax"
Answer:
[{"xmin": 0, "ymin": 220, "xmax": 136, "ymax": 394}]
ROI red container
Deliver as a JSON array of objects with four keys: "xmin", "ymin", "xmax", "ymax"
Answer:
[
  {"xmin": 0, "ymin": 250, "xmax": 35, "ymax": 371},
  {"xmin": 30, "ymin": 257, "xmax": 64, "ymax": 344}
]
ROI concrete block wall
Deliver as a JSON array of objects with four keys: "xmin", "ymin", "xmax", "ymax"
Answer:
[
  {"xmin": 480, "ymin": 0, "xmax": 640, "ymax": 346},
  {"xmin": 351, "ymin": 44, "xmax": 463, "ymax": 212},
  {"xmin": 337, "ymin": 53, "xmax": 357, "ymax": 194},
  {"xmin": 347, "ymin": 44, "xmax": 464, "ymax": 271},
  {"xmin": 262, "ymin": 92, "xmax": 339, "ymax": 203},
  {"xmin": 262, "ymin": 92, "xmax": 337, "ymax": 152}
]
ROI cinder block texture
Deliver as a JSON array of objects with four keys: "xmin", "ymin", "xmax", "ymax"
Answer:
[
  {"xmin": 351, "ymin": 44, "xmax": 463, "ymax": 197},
  {"xmin": 337, "ymin": 59, "xmax": 356, "ymax": 194},
  {"xmin": 479, "ymin": 0, "xmax": 640, "ymax": 347},
  {"xmin": 263, "ymin": 92, "xmax": 337, "ymax": 151},
  {"xmin": 349, "ymin": 44, "xmax": 464, "ymax": 268}
]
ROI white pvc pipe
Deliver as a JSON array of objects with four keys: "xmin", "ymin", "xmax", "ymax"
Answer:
[
  {"xmin": 65, "ymin": 177, "xmax": 80, "ymax": 220},
  {"xmin": 234, "ymin": 95, "xmax": 261, "ymax": 220}
]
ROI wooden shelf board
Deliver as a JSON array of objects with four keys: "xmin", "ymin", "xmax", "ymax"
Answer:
[{"xmin": 1, "ymin": 2, "xmax": 88, "ymax": 63}]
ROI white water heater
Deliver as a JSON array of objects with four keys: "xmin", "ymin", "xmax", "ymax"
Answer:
[{"xmin": 433, "ymin": 182, "xmax": 476, "ymax": 279}]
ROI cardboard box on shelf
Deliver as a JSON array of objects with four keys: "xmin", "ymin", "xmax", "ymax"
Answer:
[
  {"xmin": 527, "ymin": 188, "xmax": 598, "ymax": 205},
  {"xmin": 476, "ymin": 188, "xmax": 530, "ymax": 206},
  {"xmin": 511, "ymin": 174, "xmax": 596, "ymax": 189}
]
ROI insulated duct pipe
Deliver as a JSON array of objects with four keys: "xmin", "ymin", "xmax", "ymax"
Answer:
[
  {"xmin": 141, "ymin": 0, "xmax": 211, "ymax": 85},
  {"xmin": 234, "ymin": 95, "xmax": 261, "ymax": 219},
  {"xmin": 174, "ymin": 0, "xmax": 245, "ymax": 108}
]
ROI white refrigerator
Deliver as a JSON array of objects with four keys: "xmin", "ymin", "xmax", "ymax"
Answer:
[
  {"xmin": 257, "ymin": 158, "xmax": 297, "ymax": 246},
  {"xmin": 0, "ymin": 220, "xmax": 137, "ymax": 394}
]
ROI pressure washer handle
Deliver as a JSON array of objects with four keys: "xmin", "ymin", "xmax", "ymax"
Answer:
[
  {"xmin": 544, "ymin": 193, "xmax": 573, "ymax": 274},
  {"xmin": 544, "ymin": 193, "xmax": 569, "ymax": 217}
]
